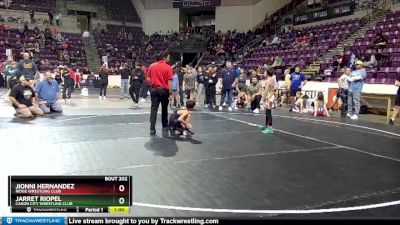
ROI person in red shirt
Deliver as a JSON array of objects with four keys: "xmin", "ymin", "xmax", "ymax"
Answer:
[{"xmin": 147, "ymin": 52, "xmax": 173, "ymax": 135}]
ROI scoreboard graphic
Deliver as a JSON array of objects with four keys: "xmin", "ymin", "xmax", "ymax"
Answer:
[
  {"xmin": 8, "ymin": 176, "xmax": 132, "ymax": 213},
  {"xmin": 173, "ymin": 0, "xmax": 221, "ymax": 8}
]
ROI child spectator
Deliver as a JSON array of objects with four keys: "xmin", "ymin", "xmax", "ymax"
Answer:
[{"xmin": 314, "ymin": 92, "xmax": 330, "ymax": 117}]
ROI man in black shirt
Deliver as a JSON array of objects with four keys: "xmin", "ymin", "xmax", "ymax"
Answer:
[
  {"xmin": 9, "ymin": 76, "xmax": 43, "ymax": 118},
  {"xmin": 60, "ymin": 66, "xmax": 72, "ymax": 104},
  {"xmin": 175, "ymin": 63, "xmax": 185, "ymax": 106},
  {"xmin": 119, "ymin": 63, "xmax": 131, "ymax": 99},
  {"xmin": 129, "ymin": 62, "xmax": 145, "ymax": 107},
  {"xmin": 29, "ymin": 10, "xmax": 35, "ymax": 24}
]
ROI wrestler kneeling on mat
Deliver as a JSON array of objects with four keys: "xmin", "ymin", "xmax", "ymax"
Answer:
[{"xmin": 169, "ymin": 99, "xmax": 196, "ymax": 136}]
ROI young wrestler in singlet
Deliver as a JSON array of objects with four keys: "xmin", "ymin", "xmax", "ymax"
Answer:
[
  {"xmin": 169, "ymin": 99, "xmax": 196, "ymax": 136},
  {"xmin": 260, "ymin": 69, "xmax": 275, "ymax": 134}
]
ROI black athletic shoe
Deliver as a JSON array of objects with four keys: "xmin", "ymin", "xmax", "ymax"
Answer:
[
  {"xmin": 389, "ymin": 119, "xmax": 394, "ymax": 125},
  {"xmin": 169, "ymin": 127, "xmax": 175, "ymax": 136},
  {"xmin": 289, "ymin": 108, "xmax": 293, "ymax": 112},
  {"xmin": 150, "ymin": 129, "xmax": 156, "ymax": 135}
]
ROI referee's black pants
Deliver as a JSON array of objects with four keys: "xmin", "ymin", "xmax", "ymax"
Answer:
[{"xmin": 150, "ymin": 87, "xmax": 170, "ymax": 131}]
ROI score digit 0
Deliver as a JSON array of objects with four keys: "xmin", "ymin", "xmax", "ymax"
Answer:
[
  {"xmin": 119, "ymin": 197, "xmax": 125, "ymax": 205},
  {"xmin": 119, "ymin": 185, "xmax": 125, "ymax": 192}
]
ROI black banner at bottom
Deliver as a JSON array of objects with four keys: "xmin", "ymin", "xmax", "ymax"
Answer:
[{"xmin": 67, "ymin": 218, "xmax": 400, "ymax": 225}]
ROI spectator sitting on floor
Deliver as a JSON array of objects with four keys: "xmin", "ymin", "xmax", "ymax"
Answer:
[
  {"xmin": 293, "ymin": 94, "xmax": 313, "ymax": 113},
  {"xmin": 313, "ymin": 92, "xmax": 331, "ymax": 117},
  {"xmin": 9, "ymin": 76, "xmax": 44, "ymax": 118},
  {"xmin": 34, "ymin": 71, "xmax": 63, "ymax": 114}
]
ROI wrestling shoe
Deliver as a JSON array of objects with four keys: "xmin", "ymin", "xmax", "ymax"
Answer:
[{"xmin": 262, "ymin": 127, "xmax": 274, "ymax": 134}]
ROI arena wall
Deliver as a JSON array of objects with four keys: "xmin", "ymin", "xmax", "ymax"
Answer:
[{"xmin": 215, "ymin": 0, "xmax": 290, "ymax": 32}]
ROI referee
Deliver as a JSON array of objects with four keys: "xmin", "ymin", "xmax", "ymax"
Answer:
[{"xmin": 147, "ymin": 51, "xmax": 173, "ymax": 135}]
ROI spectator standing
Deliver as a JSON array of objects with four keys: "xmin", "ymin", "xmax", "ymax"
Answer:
[
  {"xmin": 34, "ymin": 71, "xmax": 63, "ymax": 114},
  {"xmin": 204, "ymin": 65, "xmax": 217, "ymax": 108},
  {"xmin": 147, "ymin": 52, "xmax": 173, "ymax": 135},
  {"xmin": 195, "ymin": 67, "xmax": 205, "ymax": 105},
  {"xmin": 171, "ymin": 67, "xmax": 180, "ymax": 108},
  {"xmin": 389, "ymin": 78, "xmax": 400, "ymax": 125},
  {"xmin": 176, "ymin": 64, "xmax": 185, "ymax": 106},
  {"xmin": 183, "ymin": 67, "xmax": 196, "ymax": 100},
  {"xmin": 18, "ymin": 52, "xmax": 37, "ymax": 81},
  {"xmin": 29, "ymin": 10, "xmax": 35, "ymax": 24},
  {"xmin": 99, "ymin": 64, "xmax": 109, "ymax": 100},
  {"xmin": 336, "ymin": 68, "xmax": 350, "ymax": 117},
  {"xmin": 219, "ymin": 61, "xmax": 238, "ymax": 111},
  {"xmin": 48, "ymin": 12, "xmax": 54, "ymax": 25},
  {"xmin": 54, "ymin": 68, "xmax": 62, "ymax": 85},
  {"xmin": 55, "ymin": 13, "xmax": 61, "ymax": 26},
  {"xmin": 139, "ymin": 64, "xmax": 149, "ymax": 102},
  {"xmin": 346, "ymin": 60, "xmax": 367, "ymax": 120},
  {"xmin": 82, "ymin": 30, "xmax": 90, "ymax": 46},
  {"xmin": 69, "ymin": 68, "xmax": 75, "ymax": 90},
  {"xmin": 9, "ymin": 76, "xmax": 43, "ymax": 118},
  {"xmin": 60, "ymin": 66, "xmax": 72, "ymax": 104},
  {"xmin": 119, "ymin": 63, "xmax": 130, "ymax": 99},
  {"xmin": 280, "ymin": 69, "xmax": 291, "ymax": 106},
  {"xmin": 289, "ymin": 65, "xmax": 307, "ymax": 111},
  {"xmin": 236, "ymin": 68, "xmax": 247, "ymax": 93},
  {"xmin": 130, "ymin": 62, "xmax": 145, "ymax": 107}
]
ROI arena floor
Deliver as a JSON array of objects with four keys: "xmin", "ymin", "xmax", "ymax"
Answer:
[{"xmin": 0, "ymin": 90, "xmax": 400, "ymax": 218}]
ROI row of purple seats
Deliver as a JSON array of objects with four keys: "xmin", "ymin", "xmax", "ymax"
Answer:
[{"xmin": 243, "ymin": 18, "xmax": 364, "ymax": 72}]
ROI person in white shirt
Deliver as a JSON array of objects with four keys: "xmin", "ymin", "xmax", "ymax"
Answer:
[
  {"xmin": 336, "ymin": 68, "xmax": 350, "ymax": 117},
  {"xmin": 55, "ymin": 13, "xmax": 61, "ymax": 26},
  {"xmin": 82, "ymin": 31, "xmax": 90, "ymax": 46},
  {"xmin": 270, "ymin": 36, "xmax": 281, "ymax": 47}
]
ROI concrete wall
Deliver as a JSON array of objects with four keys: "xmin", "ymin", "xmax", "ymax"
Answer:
[
  {"xmin": 142, "ymin": 0, "xmax": 173, "ymax": 9},
  {"xmin": 221, "ymin": 0, "xmax": 260, "ymax": 6},
  {"xmin": 215, "ymin": 5, "xmax": 252, "ymax": 32},
  {"xmin": 142, "ymin": 8, "xmax": 180, "ymax": 34},
  {"xmin": 131, "ymin": 0, "xmax": 179, "ymax": 35},
  {"xmin": 251, "ymin": 0, "xmax": 291, "ymax": 28},
  {"xmin": 215, "ymin": 0, "xmax": 291, "ymax": 32}
]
